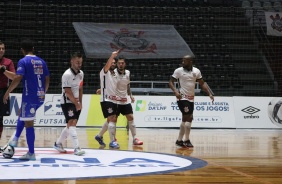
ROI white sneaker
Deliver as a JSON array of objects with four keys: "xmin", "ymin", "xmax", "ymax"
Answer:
[
  {"xmin": 19, "ymin": 152, "xmax": 36, "ymax": 161},
  {"xmin": 74, "ymin": 147, "xmax": 85, "ymax": 156},
  {"xmin": 53, "ymin": 142, "xmax": 67, "ymax": 153},
  {"xmin": 9, "ymin": 139, "xmax": 18, "ymax": 147}
]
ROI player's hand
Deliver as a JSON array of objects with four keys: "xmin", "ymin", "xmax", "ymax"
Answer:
[
  {"xmin": 3, "ymin": 92, "xmax": 9, "ymax": 104},
  {"xmin": 130, "ymin": 96, "xmax": 135, "ymax": 103},
  {"xmin": 175, "ymin": 92, "xmax": 182, "ymax": 100},
  {"xmin": 209, "ymin": 95, "xmax": 214, "ymax": 103},
  {"xmin": 0, "ymin": 65, "xmax": 6, "ymax": 73},
  {"xmin": 75, "ymin": 102, "xmax": 82, "ymax": 111},
  {"xmin": 96, "ymin": 89, "xmax": 101, "ymax": 94},
  {"xmin": 112, "ymin": 50, "xmax": 120, "ymax": 57}
]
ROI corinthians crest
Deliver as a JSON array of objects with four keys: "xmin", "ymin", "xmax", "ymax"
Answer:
[
  {"xmin": 270, "ymin": 14, "xmax": 282, "ymax": 32},
  {"xmin": 104, "ymin": 28, "xmax": 157, "ymax": 54}
]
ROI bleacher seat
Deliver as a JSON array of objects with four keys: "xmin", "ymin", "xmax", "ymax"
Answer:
[
  {"xmin": 5, "ymin": 20, "xmax": 20, "ymax": 28},
  {"xmin": 252, "ymin": 1, "xmax": 263, "ymax": 9},
  {"xmin": 273, "ymin": 1, "xmax": 282, "ymax": 10},
  {"xmin": 0, "ymin": 0, "xmax": 278, "ymax": 96},
  {"xmin": 242, "ymin": 0, "xmax": 251, "ymax": 8},
  {"xmin": 263, "ymin": 1, "xmax": 273, "ymax": 10},
  {"xmin": 20, "ymin": 11, "xmax": 37, "ymax": 20},
  {"xmin": 3, "ymin": 38, "xmax": 19, "ymax": 50}
]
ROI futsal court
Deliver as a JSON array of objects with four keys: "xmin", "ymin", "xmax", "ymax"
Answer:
[{"xmin": 0, "ymin": 127, "xmax": 281, "ymax": 184}]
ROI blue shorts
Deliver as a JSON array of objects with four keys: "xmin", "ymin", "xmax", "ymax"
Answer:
[{"xmin": 19, "ymin": 101, "xmax": 43, "ymax": 121}]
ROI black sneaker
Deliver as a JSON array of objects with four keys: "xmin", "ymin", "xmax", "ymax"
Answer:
[
  {"xmin": 183, "ymin": 140, "xmax": 194, "ymax": 148},
  {"xmin": 175, "ymin": 140, "xmax": 184, "ymax": 147}
]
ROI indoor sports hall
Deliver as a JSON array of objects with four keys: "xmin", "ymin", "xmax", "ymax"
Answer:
[{"xmin": 0, "ymin": 0, "xmax": 282, "ymax": 183}]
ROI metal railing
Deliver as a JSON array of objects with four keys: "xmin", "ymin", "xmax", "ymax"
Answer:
[{"xmin": 130, "ymin": 81, "xmax": 201, "ymax": 95}]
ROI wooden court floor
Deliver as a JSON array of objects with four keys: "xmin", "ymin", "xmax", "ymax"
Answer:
[{"xmin": 0, "ymin": 127, "xmax": 282, "ymax": 184}]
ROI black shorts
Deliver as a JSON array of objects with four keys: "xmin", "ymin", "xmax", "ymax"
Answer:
[
  {"xmin": 100, "ymin": 101, "xmax": 117, "ymax": 118},
  {"xmin": 61, "ymin": 103, "xmax": 81, "ymax": 122},
  {"xmin": 177, "ymin": 100, "xmax": 194, "ymax": 115},
  {"xmin": 116, "ymin": 103, "xmax": 133, "ymax": 116}
]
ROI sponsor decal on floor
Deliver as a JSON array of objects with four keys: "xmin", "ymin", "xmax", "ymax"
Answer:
[{"xmin": 0, "ymin": 148, "xmax": 207, "ymax": 180}]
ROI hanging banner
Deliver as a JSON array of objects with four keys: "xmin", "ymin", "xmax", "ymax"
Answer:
[
  {"xmin": 73, "ymin": 22, "xmax": 193, "ymax": 59},
  {"xmin": 265, "ymin": 12, "xmax": 282, "ymax": 36}
]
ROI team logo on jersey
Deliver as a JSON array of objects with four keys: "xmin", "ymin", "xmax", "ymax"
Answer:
[
  {"xmin": 30, "ymin": 108, "xmax": 35, "ymax": 114},
  {"xmin": 17, "ymin": 67, "xmax": 23, "ymax": 72},
  {"xmin": 107, "ymin": 107, "xmax": 113, "ymax": 114},
  {"xmin": 105, "ymin": 28, "xmax": 157, "ymax": 54},
  {"xmin": 68, "ymin": 110, "xmax": 74, "ymax": 117},
  {"xmin": 184, "ymin": 106, "xmax": 189, "ymax": 113},
  {"xmin": 270, "ymin": 14, "xmax": 282, "ymax": 32}
]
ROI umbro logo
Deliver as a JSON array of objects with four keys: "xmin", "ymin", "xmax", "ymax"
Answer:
[
  {"xmin": 241, "ymin": 106, "xmax": 260, "ymax": 119},
  {"xmin": 241, "ymin": 106, "xmax": 260, "ymax": 115}
]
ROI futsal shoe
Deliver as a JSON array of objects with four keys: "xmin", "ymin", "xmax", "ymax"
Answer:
[
  {"xmin": 175, "ymin": 140, "xmax": 184, "ymax": 147},
  {"xmin": 74, "ymin": 147, "xmax": 85, "ymax": 156},
  {"xmin": 53, "ymin": 142, "xmax": 67, "ymax": 153},
  {"xmin": 19, "ymin": 152, "xmax": 36, "ymax": 161},
  {"xmin": 183, "ymin": 140, "xmax": 194, "ymax": 148},
  {"xmin": 95, "ymin": 135, "xmax": 106, "ymax": 148},
  {"xmin": 133, "ymin": 138, "xmax": 143, "ymax": 145},
  {"xmin": 109, "ymin": 140, "xmax": 120, "ymax": 149},
  {"xmin": 9, "ymin": 139, "xmax": 18, "ymax": 147}
]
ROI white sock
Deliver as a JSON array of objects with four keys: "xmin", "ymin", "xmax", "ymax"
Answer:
[
  {"xmin": 98, "ymin": 121, "xmax": 108, "ymax": 137},
  {"xmin": 128, "ymin": 120, "xmax": 136, "ymax": 139},
  {"xmin": 178, "ymin": 122, "xmax": 185, "ymax": 141},
  {"xmin": 69, "ymin": 126, "xmax": 79, "ymax": 149},
  {"xmin": 108, "ymin": 122, "xmax": 116, "ymax": 142},
  {"xmin": 56, "ymin": 127, "xmax": 69, "ymax": 144},
  {"xmin": 184, "ymin": 122, "xmax": 192, "ymax": 141}
]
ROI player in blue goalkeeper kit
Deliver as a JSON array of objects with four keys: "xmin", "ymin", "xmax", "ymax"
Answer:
[{"xmin": 3, "ymin": 39, "xmax": 50, "ymax": 160}]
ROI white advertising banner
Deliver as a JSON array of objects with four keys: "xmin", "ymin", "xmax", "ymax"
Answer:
[
  {"xmin": 233, "ymin": 97, "xmax": 282, "ymax": 129},
  {"xmin": 3, "ymin": 94, "xmax": 91, "ymax": 127},
  {"xmin": 4, "ymin": 94, "xmax": 281, "ymax": 129},
  {"xmin": 133, "ymin": 96, "xmax": 236, "ymax": 128}
]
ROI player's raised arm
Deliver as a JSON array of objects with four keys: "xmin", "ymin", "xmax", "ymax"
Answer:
[{"xmin": 103, "ymin": 50, "xmax": 120, "ymax": 73}]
